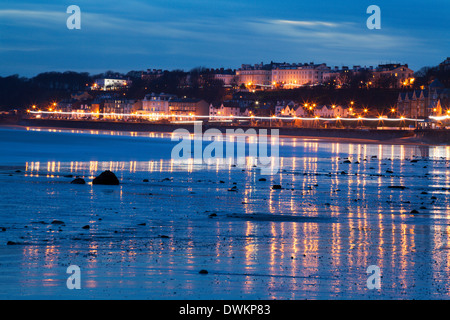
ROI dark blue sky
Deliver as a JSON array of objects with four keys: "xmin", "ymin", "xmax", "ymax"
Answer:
[{"xmin": 0, "ymin": 0, "xmax": 448, "ymax": 77}]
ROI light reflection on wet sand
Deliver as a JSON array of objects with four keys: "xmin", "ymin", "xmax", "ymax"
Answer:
[{"xmin": 1, "ymin": 129, "xmax": 450, "ymax": 298}]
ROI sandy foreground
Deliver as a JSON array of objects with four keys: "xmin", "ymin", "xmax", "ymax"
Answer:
[{"xmin": 0, "ymin": 125, "xmax": 450, "ymax": 299}]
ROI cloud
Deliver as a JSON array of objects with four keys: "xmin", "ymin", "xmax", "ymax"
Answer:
[
  {"xmin": 0, "ymin": 1, "xmax": 443, "ymax": 76},
  {"xmin": 0, "ymin": 9, "xmax": 65, "ymax": 27},
  {"xmin": 273, "ymin": 19, "xmax": 339, "ymax": 28},
  {"xmin": 247, "ymin": 18, "xmax": 417, "ymax": 50}
]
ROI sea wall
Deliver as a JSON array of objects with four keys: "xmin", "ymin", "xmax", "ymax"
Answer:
[
  {"xmin": 414, "ymin": 129, "xmax": 450, "ymax": 145},
  {"xmin": 12, "ymin": 118, "xmax": 419, "ymax": 141}
]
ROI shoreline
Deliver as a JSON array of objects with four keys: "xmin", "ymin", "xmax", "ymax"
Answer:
[{"xmin": 1, "ymin": 117, "xmax": 449, "ymax": 146}]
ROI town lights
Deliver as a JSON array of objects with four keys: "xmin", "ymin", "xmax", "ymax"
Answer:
[
  {"xmin": 391, "ymin": 108, "xmax": 396, "ymax": 113},
  {"xmin": 29, "ymin": 110, "xmax": 428, "ymax": 123},
  {"xmin": 364, "ymin": 109, "xmax": 368, "ymax": 113}
]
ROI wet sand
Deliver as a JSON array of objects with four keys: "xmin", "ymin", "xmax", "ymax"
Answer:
[{"xmin": 1, "ymin": 125, "xmax": 450, "ymax": 299}]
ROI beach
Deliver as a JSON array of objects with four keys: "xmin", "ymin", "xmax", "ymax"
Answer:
[{"xmin": 1, "ymin": 125, "xmax": 450, "ymax": 299}]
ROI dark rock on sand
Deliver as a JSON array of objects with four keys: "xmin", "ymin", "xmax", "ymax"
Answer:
[
  {"xmin": 71, "ymin": 178, "xmax": 86, "ymax": 185},
  {"xmin": 143, "ymin": 179, "xmax": 149, "ymax": 183},
  {"xmin": 209, "ymin": 213, "xmax": 217, "ymax": 218},
  {"xmin": 7, "ymin": 241, "xmax": 17, "ymax": 245},
  {"xmin": 92, "ymin": 171, "xmax": 120, "ymax": 185},
  {"xmin": 82, "ymin": 225, "xmax": 90, "ymax": 229},
  {"xmin": 410, "ymin": 210, "xmax": 420, "ymax": 214},
  {"xmin": 272, "ymin": 185, "xmax": 282, "ymax": 190},
  {"xmin": 51, "ymin": 220, "xmax": 65, "ymax": 225},
  {"xmin": 258, "ymin": 178, "xmax": 267, "ymax": 182},
  {"xmin": 199, "ymin": 270, "xmax": 208, "ymax": 274}
]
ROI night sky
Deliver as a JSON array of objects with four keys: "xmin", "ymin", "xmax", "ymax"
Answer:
[{"xmin": 0, "ymin": 0, "xmax": 448, "ymax": 76}]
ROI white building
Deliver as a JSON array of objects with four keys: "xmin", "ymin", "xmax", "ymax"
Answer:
[
  {"xmin": 315, "ymin": 105, "xmax": 335, "ymax": 118},
  {"xmin": 141, "ymin": 93, "xmax": 177, "ymax": 115},
  {"xmin": 94, "ymin": 78, "xmax": 130, "ymax": 91},
  {"xmin": 271, "ymin": 63, "xmax": 330, "ymax": 88},
  {"xmin": 213, "ymin": 74, "xmax": 236, "ymax": 87},
  {"xmin": 275, "ymin": 101, "xmax": 296, "ymax": 116},
  {"xmin": 236, "ymin": 63, "xmax": 273, "ymax": 87},
  {"xmin": 332, "ymin": 105, "xmax": 349, "ymax": 118},
  {"xmin": 103, "ymin": 99, "xmax": 136, "ymax": 119},
  {"xmin": 209, "ymin": 101, "xmax": 241, "ymax": 119}
]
